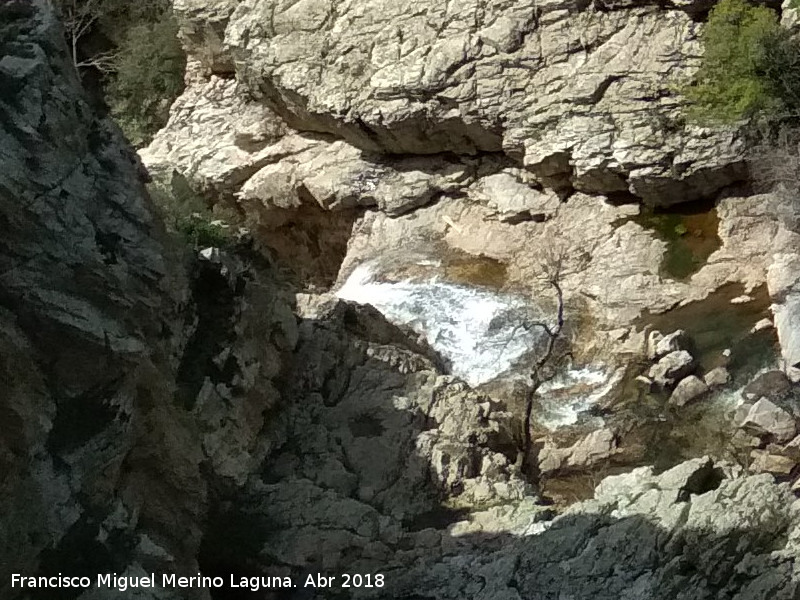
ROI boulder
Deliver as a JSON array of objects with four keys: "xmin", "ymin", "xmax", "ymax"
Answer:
[
  {"xmin": 567, "ymin": 428, "xmax": 619, "ymax": 468},
  {"xmin": 539, "ymin": 428, "xmax": 619, "ymax": 474},
  {"xmin": 704, "ymin": 367, "xmax": 730, "ymax": 388},
  {"xmin": 749, "ymin": 451, "xmax": 796, "ymax": 476},
  {"xmin": 653, "ymin": 330, "xmax": 691, "ymax": 360},
  {"xmin": 646, "ymin": 330, "xmax": 665, "ymax": 360},
  {"xmin": 669, "ymin": 375, "xmax": 709, "ymax": 407},
  {"xmin": 648, "ymin": 351, "xmax": 695, "ymax": 387},
  {"xmin": 768, "ymin": 253, "xmax": 800, "ymax": 369},
  {"xmin": 737, "ymin": 398, "xmax": 797, "ymax": 443},
  {"xmin": 742, "ymin": 370, "xmax": 795, "ymax": 404},
  {"xmin": 657, "ymin": 456, "xmax": 720, "ymax": 497},
  {"xmin": 468, "ymin": 171, "xmax": 560, "ymax": 224}
]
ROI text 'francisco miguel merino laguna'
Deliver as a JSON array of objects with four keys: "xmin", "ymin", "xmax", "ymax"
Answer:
[{"xmin": 12, "ymin": 572, "xmax": 385, "ymax": 592}]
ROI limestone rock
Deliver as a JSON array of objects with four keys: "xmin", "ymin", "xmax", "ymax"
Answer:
[
  {"xmin": 738, "ymin": 398, "xmax": 797, "ymax": 443},
  {"xmin": 654, "ymin": 330, "xmax": 691, "ymax": 358},
  {"xmin": 768, "ymin": 253, "xmax": 800, "ymax": 369},
  {"xmin": 648, "ymin": 329, "xmax": 691, "ymax": 361},
  {"xmin": 467, "ymin": 171, "xmax": 561, "ymax": 223},
  {"xmin": 220, "ymin": 0, "xmax": 744, "ymax": 203},
  {"xmin": 567, "ymin": 428, "xmax": 619, "ymax": 468},
  {"xmin": 704, "ymin": 366, "xmax": 730, "ymax": 388},
  {"xmin": 669, "ymin": 375, "xmax": 709, "ymax": 407},
  {"xmin": 0, "ymin": 0, "xmax": 205, "ymax": 591},
  {"xmin": 173, "ymin": 0, "xmax": 241, "ymax": 75},
  {"xmin": 743, "ymin": 370, "xmax": 795, "ymax": 404},
  {"xmin": 539, "ymin": 428, "xmax": 619, "ymax": 474},
  {"xmin": 140, "ymin": 76, "xmax": 288, "ymax": 197},
  {"xmin": 648, "ymin": 350, "xmax": 695, "ymax": 387},
  {"xmin": 749, "ymin": 451, "xmax": 796, "ymax": 476},
  {"xmin": 752, "ymin": 317, "xmax": 773, "ymax": 333},
  {"xmin": 646, "ymin": 330, "xmax": 664, "ymax": 361}
]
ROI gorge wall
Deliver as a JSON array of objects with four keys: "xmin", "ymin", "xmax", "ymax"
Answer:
[{"xmin": 3, "ymin": 0, "xmax": 800, "ymax": 599}]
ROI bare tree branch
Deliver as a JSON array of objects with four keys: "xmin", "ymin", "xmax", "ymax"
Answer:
[
  {"xmin": 519, "ymin": 246, "xmax": 571, "ymax": 481},
  {"xmin": 76, "ymin": 50, "xmax": 118, "ymax": 73}
]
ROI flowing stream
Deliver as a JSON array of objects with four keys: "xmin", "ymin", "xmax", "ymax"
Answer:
[{"xmin": 337, "ymin": 262, "xmax": 546, "ymax": 386}]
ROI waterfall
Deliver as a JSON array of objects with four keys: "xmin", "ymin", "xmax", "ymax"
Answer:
[{"xmin": 337, "ymin": 262, "xmax": 545, "ymax": 386}]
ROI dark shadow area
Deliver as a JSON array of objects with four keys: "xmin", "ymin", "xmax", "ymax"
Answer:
[{"xmin": 175, "ymin": 260, "xmax": 239, "ymax": 410}]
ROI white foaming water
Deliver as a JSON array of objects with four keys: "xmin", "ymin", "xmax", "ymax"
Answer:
[
  {"xmin": 336, "ymin": 263, "xmax": 544, "ymax": 386},
  {"xmin": 535, "ymin": 367, "xmax": 623, "ymax": 430}
]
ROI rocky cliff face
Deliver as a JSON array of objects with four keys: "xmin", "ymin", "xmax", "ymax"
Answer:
[
  {"xmin": 145, "ymin": 0, "xmax": 800, "ymax": 372},
  {"xmin": 6, "ymin": 1, "xmax": 800, "ymax": 600},
  {"xmin": 0, "ymin": 2, "xmax": 295, "ymax": 595}
]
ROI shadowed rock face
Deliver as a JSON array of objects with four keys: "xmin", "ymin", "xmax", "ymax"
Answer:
[{"xmin": 0, "ymin": 0, "xmax": 208, "ymax": 592}]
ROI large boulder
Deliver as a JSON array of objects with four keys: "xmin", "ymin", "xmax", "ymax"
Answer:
[
  {"xmin": 737, "ymin": 398, "xmax": 797, "ymax": 443},
  {"xmin": 648, "ymin": 350, "xmax": 696, "ymax": 387},
  {"xmin": 669, "ymin": 375, "xmax": 709, "ymax": 407}
]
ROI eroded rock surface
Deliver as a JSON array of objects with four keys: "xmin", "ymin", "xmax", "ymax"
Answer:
[
  {"xmin": 0, "ymin": 0, "xmax": 200, "ymax": 592},
  {"xmin": 9, "ymin": 2, "xmax": 800, "ymax": 600},
  {"xmin": 145, "ymin": 0, "xmax": 800, "ymax": 371}
]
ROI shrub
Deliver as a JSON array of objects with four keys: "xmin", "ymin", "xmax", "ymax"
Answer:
[
  {"xmin": 683, "ymin": 0, "xmax": 800, "ymax": 125},
  {"xmin": 106, "ymin": 15, "xmax": 185, "ymax": 146},
  {"xmin": 147, "ymin": 176, "xmax": 235, "ymax": 249}
]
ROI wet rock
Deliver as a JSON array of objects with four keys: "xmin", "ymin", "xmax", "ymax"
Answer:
[
  {"xmin": 648, "ymin": 350, "xmax": 695, "ymax": 387},
  {"xmin": 669, "ymin": 375, "xmax": 709, "ymax": 407},
  {"xmin": 749, "ymin": 451, "xmax": 796, "ymax": 476},
  {"xmin": 737, "ymin": 398, "xmax": 797, "ymax": 443},
  {"xmin": 704, "ymin": 366, "xmax": 730, "ymax": 388},
  {"xmin": 751, "ymin": 317, "xmax": 773, "ymax": 333},
  {"xmin": 743, "ymin": 370, "xmax": 795, "ymax": 404},
  {"xmin": 654, "ymin": 330, "xmax": 691, "ymax": 360}
]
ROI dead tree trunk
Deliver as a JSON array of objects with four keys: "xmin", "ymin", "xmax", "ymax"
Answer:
[{"xmin": 519, "ymin": 250, "xmax": 570, "ymax": 481}]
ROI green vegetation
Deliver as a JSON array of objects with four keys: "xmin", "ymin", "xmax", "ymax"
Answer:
[
  {"xmin": 51, "ymin": 0, "xmax": 185, "ymax": 145},
  {"xmin": 147, "ymin": 176, "xmax": 235, "ymax": 249},
  {"xmin": 107, "ymin": 17, "xmax": 185, "ymax": 146},
  {"xmin": 685, "ymin": 0, "xmax": 800, "ymax": 124}
]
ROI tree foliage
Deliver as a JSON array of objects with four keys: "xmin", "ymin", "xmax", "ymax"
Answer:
[
  {"xmin": 49, "ymin": 0, "xmax": 184, "ymax": 146},
  {"xmin": 106, "ymin": 16, "xmax": 185, "ymax": 146},
  {"xmin": 686, "ymin": 0, "xmax": 800, "ymax": 123},
  {"xmin": 148, "ymin": 175, "xmax": 235, "ymax": 249}
]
